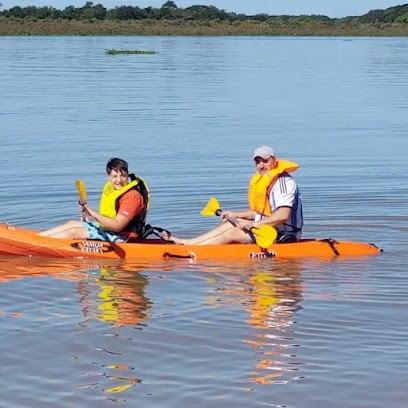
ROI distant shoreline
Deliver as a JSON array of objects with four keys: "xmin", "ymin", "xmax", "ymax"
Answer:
[{"xmin": 1, "ymin": 19, "xmax": 407, "ymax": 36}]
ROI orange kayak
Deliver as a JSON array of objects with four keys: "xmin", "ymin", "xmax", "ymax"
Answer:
[{"xmin": 0, "ymin": 224, "xmax": 382, "ymax": 260}]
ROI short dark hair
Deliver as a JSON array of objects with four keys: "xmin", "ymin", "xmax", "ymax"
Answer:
[{"xmin": 106, "ymin": 158, "xmax": 129, "ymax": 175}]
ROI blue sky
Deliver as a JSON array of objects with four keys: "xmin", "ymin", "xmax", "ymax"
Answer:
[{"xmin": 0, "ymin": 0, "xmax": 404, "ymax": 17}]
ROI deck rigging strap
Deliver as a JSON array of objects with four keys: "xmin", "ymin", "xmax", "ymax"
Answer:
[{"xmin": 321, "ymin": 238, "xmax": 340, "ymax": 256}]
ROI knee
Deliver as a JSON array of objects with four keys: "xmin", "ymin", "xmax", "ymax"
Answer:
[
  {"xmin": 227, "ymin": 226, "xmax": 250, "ymax": 242},
  {"xmin": 221, "ymin": 222, "xmax": 234, "ymax": 231},
  {"xmin": 64, "ymin": 226, "xmax": 88, "ymax": 239},
  {"xmin": 65, "ymin": 220, "xmax": 81, "ymax": 228}
]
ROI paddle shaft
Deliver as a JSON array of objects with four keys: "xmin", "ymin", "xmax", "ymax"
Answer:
[
  {"xmin": 80, "ymin": 208, "xmax": 86, "ymax": 222},
  {"xmin": 216, "ymin": 210, "xmax": 252, "ymax": 233},
  {"xmin": 206, "ymin": 197, "xmax": 277, "ymax": 248}
]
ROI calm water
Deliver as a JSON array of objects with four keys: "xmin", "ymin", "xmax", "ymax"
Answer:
[{"xmin": 0, "ymin": 36, "xmax": 407, "ymax": 407}]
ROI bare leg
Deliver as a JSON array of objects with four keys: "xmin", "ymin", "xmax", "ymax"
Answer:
[
  {"xmin": 47, "ymin": 227, "xmax": 89, "ymax": 239},
  {"xmin": 39, "ymin": 220, "xmax": 88, "ymax": 239},
  {"xmin": 170, "ymin": 222, "xmax": 252, "ymax": 245}
]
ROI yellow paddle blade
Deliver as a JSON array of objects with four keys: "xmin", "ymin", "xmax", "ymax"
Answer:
[
  {"xmin": 200, "ymin": 197, "xmax": 221, "ymax": 216},
  {"xmin": 250, "ymin": 225, "xmax": 278, "ymax": 249},
  {"xmin": 76, "ymin": 179, "xmax": 87, "ymax": 205}
]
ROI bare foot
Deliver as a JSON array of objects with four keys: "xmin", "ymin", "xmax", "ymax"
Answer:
[
  {"xmin": 6, "ymin": 223, "xmax": 15, "ymax": 231},
  {"xmin": 160, "ymin": 229, "xmax": 185, "ymax": 245}
]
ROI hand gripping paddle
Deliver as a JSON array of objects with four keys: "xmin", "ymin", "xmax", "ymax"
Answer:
[{"xmin": 201, "ymin": 197, "xmax": 277, "ymax": 249}]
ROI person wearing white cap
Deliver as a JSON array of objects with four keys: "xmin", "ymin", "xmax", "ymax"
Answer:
[{"xmin": 166, "ymin": 146, "xmax": 303, "ymax": 245}]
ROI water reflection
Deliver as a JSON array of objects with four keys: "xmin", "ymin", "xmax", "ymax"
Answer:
[
  {"xmin": 0, "ymin": 257, "xmax": 153, "ymax": 328},
  {"xmin": 0, "ymin": 257, "xmax": 150, "ymax": 397},
  {"xmin": 0, "ymin": 257, "xmax": 306, "ymax": 390},
  {"xmin": 0, "ymin": 256, "xmax": 90, "ymax": 283},
  {"xmin": 203, "ymin": 260, "xmax": 304, "ymax": 385},
  {"xmin": 82, "ymin": 266, "xmax": 152, "ymax": 328},
  {"xmin": 246, "ymin": 262, "xmax": 303, "ymax": 385}
]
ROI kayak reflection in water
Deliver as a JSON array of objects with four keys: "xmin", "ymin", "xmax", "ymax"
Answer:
[
  {"xmin": 166, "ymin": 146, "xmax": 303, "ymax": 245},
  {"xmin": 77, "ymin": 265, "xmax": 152, "ymax": 328},
  {"xmin": 39, "ymin": 158, "xmax": 150, "ymax": 242}
]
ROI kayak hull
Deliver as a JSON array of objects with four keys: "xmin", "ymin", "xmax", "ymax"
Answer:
[{"xmin": 0, "ymin": 224, "xmax": 382, "ymax": 260}]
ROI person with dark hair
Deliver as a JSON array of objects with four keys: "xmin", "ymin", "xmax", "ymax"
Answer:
[{"xmin": 39, "ymin": 158, "xmax": 149, "ymax": 242}]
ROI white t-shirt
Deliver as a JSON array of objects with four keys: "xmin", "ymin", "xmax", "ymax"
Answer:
[{"xmin": 254, "ymin": 173, "xmax": 303, "ymax": 237}]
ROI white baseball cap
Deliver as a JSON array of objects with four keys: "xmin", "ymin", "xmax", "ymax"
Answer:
[{"xmin": 253, "ymin": 146, "xmax": 276, "ymax": 160}]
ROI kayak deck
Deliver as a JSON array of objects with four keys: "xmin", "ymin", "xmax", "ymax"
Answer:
[{"xmin": 0, "ymin": 224, "xmax": 382, "ymax": 260}]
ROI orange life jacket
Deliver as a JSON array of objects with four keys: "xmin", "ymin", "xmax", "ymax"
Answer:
[{"xmin": 248, "ymin": 159, "xmax": 299, "ymax": 216}]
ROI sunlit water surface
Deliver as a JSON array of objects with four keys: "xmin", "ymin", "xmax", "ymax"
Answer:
[{"xmin": 0, "ymin": 36, "xmax": 407, "ymax": 407}]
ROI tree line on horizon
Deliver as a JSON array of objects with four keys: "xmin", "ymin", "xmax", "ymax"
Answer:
[{"xmin": 0, "ymin": 1, "xmax": 407, "ymax": 24}]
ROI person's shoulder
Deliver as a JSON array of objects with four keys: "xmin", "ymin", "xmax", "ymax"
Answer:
[
  {"xmin": 125, "ymin": 188, "xmax": 142, "ymax": 197},
  {"xmin": 280, "ymin": 172, "xmax": 296, "ymax": 179},
  {"xmin": 274, "ymin": 173, "xmax": 298, "ymax": 194},
  {"xmin": 121, "ymin": 189, "xmax": 143, "ymax": 202},
  {"xmin": 280, "ymin": 172, "xmax": 298, "ymax": 184}
]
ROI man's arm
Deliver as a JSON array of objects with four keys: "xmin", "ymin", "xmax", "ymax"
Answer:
[
  {"xmin": 222, "ymin": 209, "xmax": 255, "ymax": 221},
  {"xmin": 253, "ymin": 207, "xmax": 291, "ymax": 228},
  {"xmin": 254, "ymin": 175, "xmax": 297, "ymax": 228},
  {"xmin": 240, "ymin": 175, "xmax": 297, "ymax": 229}
]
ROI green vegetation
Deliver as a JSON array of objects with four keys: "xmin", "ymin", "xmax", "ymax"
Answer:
[
  {"xmin": 105, "ymin": 48, "xmax": 157, "ymax": 55},
  {"xmin": 0, "ymin": 1, "xmax": 407, "ymax": 36}
]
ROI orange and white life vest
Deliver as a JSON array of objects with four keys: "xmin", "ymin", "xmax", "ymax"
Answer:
[{"xmin": 248, "ymin": 159, "xmax": 299, "ymax": 216}]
